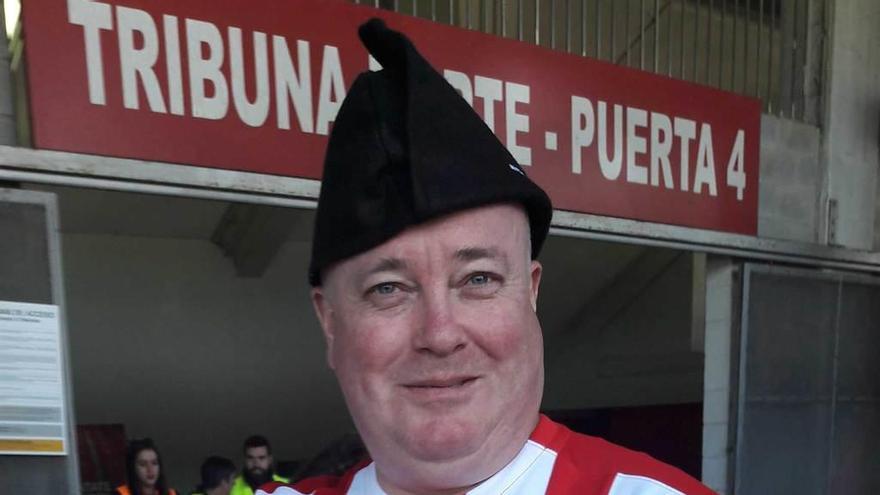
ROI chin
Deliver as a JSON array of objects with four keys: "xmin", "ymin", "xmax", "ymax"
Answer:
[{"xmin": 403, "ymin": 412, "xmax": 486, "ymax": 461}]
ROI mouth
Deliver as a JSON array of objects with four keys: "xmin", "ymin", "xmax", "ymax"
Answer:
[{"xmin": 403, "ymin": 376, "xmax": 480, "ymax": 390}]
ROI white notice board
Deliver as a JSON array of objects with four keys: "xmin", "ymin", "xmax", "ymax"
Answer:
[{"xmin": 0, "ymin": 300, "xmax": 67, "ymax": 455}]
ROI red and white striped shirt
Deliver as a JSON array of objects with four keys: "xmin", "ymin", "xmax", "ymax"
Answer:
[{"xmin": 257, "ymin": 415, "xmax": 716, "ymax": 494}]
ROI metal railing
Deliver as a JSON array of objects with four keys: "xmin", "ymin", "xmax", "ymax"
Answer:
[{"xmin": 352, "ymin": 0, "xmax": 822, "ymax": 125}]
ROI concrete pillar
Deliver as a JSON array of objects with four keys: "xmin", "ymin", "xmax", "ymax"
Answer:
[
  {"xmin": 821, "ymin": 0, "xmax": 880, "ymax": 249},
  {"xmin": 876, "ymin": 174, "xmax": 880, "ymax": 250},
  {"xmin": 0, "ymin": 5, "xmax": 15, "ymax": 145},
  {"xmin": 701, "ymin": 256, "xmax": 739, "ymax": 494}
]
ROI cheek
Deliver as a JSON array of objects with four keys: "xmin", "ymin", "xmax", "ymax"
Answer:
[
  {"xmin": 334, "ymin": 313, "xmax": 412, "ymax": 378},
  {"xmin": 461, "ymin": 301, "xmax": 541, "ymax": 359}
]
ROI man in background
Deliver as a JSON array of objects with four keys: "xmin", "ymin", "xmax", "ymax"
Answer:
[
  {"xmin": 192, "ymin": 456, "xmax": 236, "ymax": 495},
  {"xmin": 231, "ymin": 436, "xmax": 289, "ymax": 495}
]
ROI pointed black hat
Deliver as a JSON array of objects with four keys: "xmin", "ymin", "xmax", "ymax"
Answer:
[{"xmin": 308, "ymin": 18, "xmax": 552, "ymax": 286}]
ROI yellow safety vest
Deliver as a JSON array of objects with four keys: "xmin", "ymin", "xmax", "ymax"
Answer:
[{"xmin": 229, "ymin": 474, "xmax": 290, "ymax": 495}]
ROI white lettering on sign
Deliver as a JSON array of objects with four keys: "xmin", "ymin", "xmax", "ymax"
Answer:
[
  {"xmin": 570, "ymin": 96, "xmax": 594, "ymax": 174},
  {"xmin": 64, "ymin": 0, "xmax": 748, "ymax": 203},
  {"xmin": 443, "ymin": 71, "xmax": 533, "ymax": 166},
  {"xmin": 625, "ymin": 106, "xmax": 648, "ymax": 185},
  {"xmin": 726, "ymin": 130, "xmax": 746, "ymax": 200},
  {"xmin": 505, "ymin": 82, "xmax": 531, "ymax": 166},
  {"xmin": 673, "ymin": 117, "xmax": 696, "ymax": 192},
  {"xmin": 650, "ymin": 112, "xmax": 673, "ymax": 189},
  {"xmin": 597, "ymin": 101, "xmax": 623, "ymax": 181},
  {"xmin": 67, "ymin": 0, "xmax": 112, "ymax": 105},
  {"xmin": 117, "ymin": 6, "xmax": 166, "ymax": 113},
  {"xmin": 66, "ymin": 0, "xmax": 346, "ymax": 134},
  {"xmin": 229, "ymin": 27, "xmax": 270, "ymax": 127},
  {"xmin": 274, "ymin": 36, "xmax": 314, "ymax": 133},
  {"xmin": 444, "ymin": 69, "xmax": 473, "ymax": 104},
  {"xmin": 316, "ymin": 45, "xmax": 345, "ymax": 135},
  {"xmin": 694, "ymin": 123, "xmax": 717, "ymax": 196},
  {"xmin": 163, "ymin": 15, "xmax": 184, "ymax": 115},
  {"xmin": 571, "ymin": 95, "xmax": 747, "ymax": 200},
  {"xmin": 474, "ymin": 75, "xmax": 502, "ymax": 133},
  {"xmin": 187, "ymin": 18, "xmax": 228, "ymax": 120}
]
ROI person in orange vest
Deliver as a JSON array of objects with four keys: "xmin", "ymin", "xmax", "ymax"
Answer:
[
  {"xmin": 230, "ymin": 435, "xmax": 289, "ymax": 495},
  {"xmin": 115, "ymin": 438, "xmax": 178, "ymax": 495}
]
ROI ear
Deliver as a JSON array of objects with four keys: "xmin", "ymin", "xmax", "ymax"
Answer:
[
  {"xmin": 311, "ymin": 287, "xmax": 337, "ymax": 369},
  {"xmin": 528, "ymin": 260, "xmax": 542, "ymax": 312}
]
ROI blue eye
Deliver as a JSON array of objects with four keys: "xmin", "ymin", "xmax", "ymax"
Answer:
[
  {"xmin": 372, "ymin": 283, "xmax": 398, "ymax": 295},
  {"xmin": 469, "ymin": 274, "xmax": 491, "ymax": 285}
]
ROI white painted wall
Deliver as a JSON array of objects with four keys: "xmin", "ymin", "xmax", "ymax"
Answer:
[{"xmin": 61, "ymin": 233, "xmax": 353, "ymax": 491}]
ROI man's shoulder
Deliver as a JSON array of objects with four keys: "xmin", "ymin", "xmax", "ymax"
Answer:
[
  {"xmin": 536, "ymin": 416, "xmax": 717, "ymax": 494},
  {"xmin": 254, "ymin": 478, "xmax": 348, "ymax": 495},
  {"xmin": 230, "ymin": 475, "xmax": 253, "ymax": 495},
  {"xmin": 255, "ymin": 462, "xmax": 367, "ymax": 495}
]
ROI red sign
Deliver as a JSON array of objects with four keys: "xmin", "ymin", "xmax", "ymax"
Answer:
[
  {"xmin": 23, "ymin": 0, "xmax": 760, "ymax": 234},
  {"xmin": 76, "ymin": 424, "xmax": 127, "ymax": 495}
]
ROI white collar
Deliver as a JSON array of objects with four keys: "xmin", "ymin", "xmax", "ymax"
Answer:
[{"xmin": 347, "ymin": 439, "xmax": 558, "ymax": 495}]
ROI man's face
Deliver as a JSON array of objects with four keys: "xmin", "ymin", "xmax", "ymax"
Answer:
[
  {"xmin": 312, "ymin": 204, "xmax": 544, "ymax": 491},
  {"xmin": 243, "ymin": 446, "xmax": 272, "ymax": 478}
]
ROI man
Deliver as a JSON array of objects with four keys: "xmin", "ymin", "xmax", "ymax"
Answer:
[
  {"xmin": 231, "ymin": 436, "xmax": 289, "ymax": 495},
  {"xmin": 192, "ymin": 456, "xmax": 236, "ymax": 495},
  {"xmin": 259, "ymin": 18, "xmax": 716, "ymax": 495}
]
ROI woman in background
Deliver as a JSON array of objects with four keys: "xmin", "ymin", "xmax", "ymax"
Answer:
[{"xmin": 116, "ymin": 438, "xmax": 178, "ymax": 495}]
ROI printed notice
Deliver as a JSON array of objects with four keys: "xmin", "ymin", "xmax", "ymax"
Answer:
[{"xmin": 0, "ymin": 300, "xmax": 66, "ymax": 455}]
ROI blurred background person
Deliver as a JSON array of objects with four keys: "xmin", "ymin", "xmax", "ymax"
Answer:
[
  {"xmin": 230, "ymin": 435, "xmax": 289, "ymax": 495},
  {"xmin": 115, "ymin": 438, "xmax": 178, "ymax": 495},
  {"xmin": 191, "ymin": 456, "xmax": 236, "ymax": 495},
  {"xmin": 291, "ymin": 433, "xmax": 366, "ymax": 483}
]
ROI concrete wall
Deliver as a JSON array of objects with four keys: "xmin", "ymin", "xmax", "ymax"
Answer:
[
  {"xmin": 875, "ymin": 168, "xmax": 880, "ymax": 250},
  {"xmin": 758, "ymin": 114, "xmax": 823, "ymax": 243},
  {"xmin": 822, "ymin": 0, "xmax": 880, "ymax": 249},
  {"xmin": 62, "ymin": 234, "xmax": 353, "ymax": 491},
  {"xmin": 542, "ymin": 253, "xmax": 703, "ymax": 411}
]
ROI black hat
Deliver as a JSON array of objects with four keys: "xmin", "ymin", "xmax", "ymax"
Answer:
[{"xmin": 308, "ymin": 18, "xmax": 552, "ymax": 286}]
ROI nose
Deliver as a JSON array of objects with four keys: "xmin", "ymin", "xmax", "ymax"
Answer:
[{"xmin": 413, "ymin": 285, "xmax": 467, "ymax": 356}]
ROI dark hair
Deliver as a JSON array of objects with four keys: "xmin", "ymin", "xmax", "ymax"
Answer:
[
  {"xmin": 124, "ymin": 438, "xmax": 171, "ymax": 495},
  {"xmin": 294, "ymin": 433, "xmax": 367, "ymax": 482},
  {"xmin": 198, "ymin": 456, "xmax": 236, "ymax": 491},
  {"xmin": 243, "ymin": 435, "xmax": 272, "ymax": 455}
]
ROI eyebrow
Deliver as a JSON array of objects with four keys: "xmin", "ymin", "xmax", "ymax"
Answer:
[
  {"xmin": 358, "ymin": 248, "xmax": 506, "ymax": 283},
  {"xmin": 364, "ymin": 257, "xmax": 408, "ymax": 277},
  {"xmin": 454, "ymin": 247, "xmax": 506, "ymax": 264}
]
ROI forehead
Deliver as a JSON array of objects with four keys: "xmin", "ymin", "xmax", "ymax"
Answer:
[
  {"xmin": 246, "ymin": 446, "xmax": 269, "ymax": 457},
  {"xmin": 325, "ymin": 204, "xmax": 529, "ymax": 281},
  {"xmin": 136, "ymin": 449, "xmax": 157, "ymax": 461}
]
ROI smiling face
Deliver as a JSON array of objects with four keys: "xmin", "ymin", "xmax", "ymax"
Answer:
[
  {"xmin": 134, "ymin": 449, "xmax": 160, "ymax": 489},
  {"xmin": 312, "ymin": 204, "xmax": 544, "ymax": 493}
]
